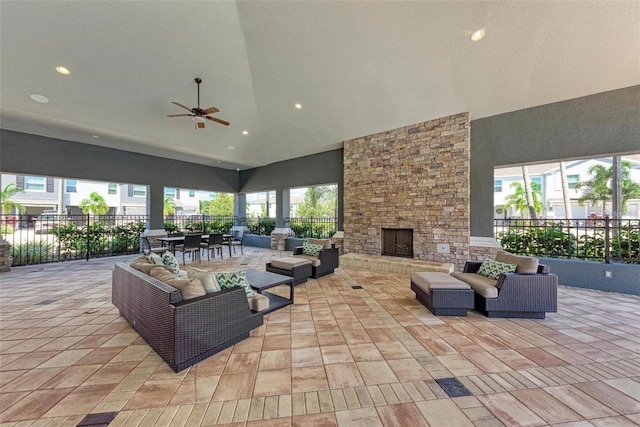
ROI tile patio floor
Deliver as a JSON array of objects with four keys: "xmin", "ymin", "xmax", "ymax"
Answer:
[{"xmin": 1, "ymin": 247, "xmax": 639, "ymax": 426}]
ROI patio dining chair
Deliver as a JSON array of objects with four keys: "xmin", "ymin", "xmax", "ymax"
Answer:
[
  {"xmin": 225, "ymin": 229, "xmax": 244, "ymax": 255},
  {"xmin": 141, "ymin": 236, "xmax": 165, "ymax": 255},
  {"xmin": 201, "ymin": 233, "xmax": 224, "ymax": 261},
  {"xmin": 174, "ymin": 234, "xmax": 202, "ymax": 265}
]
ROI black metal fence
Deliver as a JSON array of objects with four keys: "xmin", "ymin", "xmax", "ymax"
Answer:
[
  {"xmin": 1, "ymin": 214, "xmax": 147, "ymax": 266},
  {"xmin": 287, "ymin": 217, "xmax": 337, "ymax": 239},
  {"xmin": 494, "ymin": 217, "xmax": 639, "ymax": 264},
  {"xmin": 163, "ymin": 215, "xmax": 236, "ymax": 234},
  {"xmin": 2, "ymin": 213, "xmax": 340, "ymax": 267}
]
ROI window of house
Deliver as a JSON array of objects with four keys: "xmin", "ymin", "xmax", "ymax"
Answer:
[
  {"xmin": 108, "ymin": 183, "xmax": 118, "ymax": 195},
  {"xmin": 165, "ymin": 188, "xmax": 176, "ymax": 198},
  {"xmin": 494, "ymin": 179, "xmax": 502, "ymax": 192},
  {"xmin": 189, "ymin": 190, "xmax": 195, "ymax": 198},
  {"xmin": 65, "ymin": 179, "xmax": 77, "ymax": 193},
  {"xmin": 567, "ymin": 174, "xmax": 580, "ymax": 189},
  {"xmin": 133, "ymin": 185, "xmax": 146, "ymax": 197},
  {"xmin": 25, "ymin": 176, "xmax": 45, "ymax": 191}
]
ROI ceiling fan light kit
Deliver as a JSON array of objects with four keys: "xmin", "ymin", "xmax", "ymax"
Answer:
[{"xmin": 168, "ymin": 78, "xmax": 229, "ymax": 129}]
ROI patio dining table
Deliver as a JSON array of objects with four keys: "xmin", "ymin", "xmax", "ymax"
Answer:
[{"xmin": 156, "ymin": 234, "xmax": 234, "ymax": 257}]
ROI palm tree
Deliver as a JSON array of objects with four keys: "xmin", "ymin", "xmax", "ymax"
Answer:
[
  {"xmin": 1, "ymin": 183, "xmax": 26, "ymax": 214},
  {"xmin": 521, "ymin": 166, "xmax": 538, "ymax": 220},
  {"xmin": 79, "ymin": 191, "xmax": 109, "ymax": 215},
  {"xmin": 164, "ymin": 196, "xmax": 176, "ymax": 215},
  {"xmin": 504, "ymin": 181, "xmax": 544, "ymax": 218},
  {"xmin": 577, "ymin": 161, "xmax": 640, "ymax": 216}
]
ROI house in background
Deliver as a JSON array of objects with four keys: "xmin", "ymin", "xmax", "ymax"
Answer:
[
  {"xmin": 1, "ymin": 174, "xmax": 220, "ymax": 218},
  {"xmin": 494, "ymin": 155, "xmax": 640, "ymax": 219}
]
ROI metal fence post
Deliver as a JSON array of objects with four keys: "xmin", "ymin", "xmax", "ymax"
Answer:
[
  {"xmin": 604, "ymin": 215, "xmax": 610, "ymax": 264},
  {"xmin": 85, "ymin": 213, "xmax": 90, "ymax": 261}
]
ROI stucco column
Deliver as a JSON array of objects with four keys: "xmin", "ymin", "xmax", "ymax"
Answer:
[
  {"xmin": 234, "ymin": 193, "xmax": 247, "ymax": 228},
  {"xmin": 271, "ymin": 188, "xmax": 291, "ymax": 250},
  {"xmin": 148, "ymin": 184, "xmax": 164, "ymax": 230}
]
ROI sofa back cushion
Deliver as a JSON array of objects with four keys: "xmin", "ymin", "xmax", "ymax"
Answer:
[
  {"xmin": 302, "ymin": 242, "xmax": 324, "ymax": 257},
  {"xmin": 130, "ymin": 256, "xmax": 173, "ymax": 275},
  {"xmin": 495, "ymin": 251, "xmax": 539, "ymax": 274},
  {"xmin": 308, "ymin": 238, "xmax": 332, "ymax": 250},
  {"xmin": 149, "ymin": 267, "xmax": 206, "ymax": 300}
]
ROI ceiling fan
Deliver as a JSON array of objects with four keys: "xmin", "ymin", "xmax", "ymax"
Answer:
[{"xmin": 167, "ymin": 78, "xmax": 229, "ymax": 128}]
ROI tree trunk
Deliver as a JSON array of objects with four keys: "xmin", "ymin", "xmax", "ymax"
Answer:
[
  {"xmin": 612, "ymin": 156, "xmax": 622, "ymax": 219},
  {"xmin": 522, "ymin": 166, "xmax": 537, "ymax": 220},
  {"xmin": 559, "ymin": 162, "xmax": 572, "ymax": 221}
]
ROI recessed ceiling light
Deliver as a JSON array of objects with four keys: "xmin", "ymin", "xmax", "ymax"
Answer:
[
  {"xmin": 227, "ymin": 145, "xmax": 235, "ymax": 150},
  {"xmin": 471, "ymin": 28, "xmax": 485, "ymax": 41},
  {"xmin": 55, "ymin": 66, "xmax": 70, "ymax": 75},
  {"xmin": 91, "ymin": 134, "xmax": 100, "ymax": 139},
  {"xmin": 236, "ymin": 167, "xmax": 240, "ymax": 171},
  {"xmin": 242, "ymin": 130, "xmax": 249, "ymax": 135},
  {"xmin": 294, "ymin": 103, "xmax": 302, "ymax": 109},
  {"xmin": 30, "ymin": 94, "xmax": 50, "ymax": 103}
]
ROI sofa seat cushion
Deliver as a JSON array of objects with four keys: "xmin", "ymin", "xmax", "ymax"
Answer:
[
  {"xmin": 270, "ymin": 256, "xmax": 312, "ymax": 270},
  {"xmin": 495, "ymin": 250, "xmax": 539, "ymax": 274},
  {"xmin": 410, "ymin": 272, "xmax": 471, "ymax": 292},
  {"xmin": 248, "ymin": 294, "xmax": 269, "ymax": 312},
  {"xmin": 451, "ymin": 272, "xmax": 499, "ymax": 298},
  {"xmin": 292, "ymin": 254, "xmax": 322, "ymax": 267},
  {"xmin": 149, "ymin": 267, "xmax": 206, "ymax": 300}
]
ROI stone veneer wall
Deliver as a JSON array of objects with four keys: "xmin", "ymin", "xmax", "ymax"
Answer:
[{"xmin": 343, "ymin": 113, "xmax": 470, "ymax": 271}]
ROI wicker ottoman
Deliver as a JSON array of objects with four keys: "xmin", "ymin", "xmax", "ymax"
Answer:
[
  {"xmin": 410, "ymin": 272, "xmax": 474, "ymax": 316},
  {"xmin": 266, "ymin": 257, "xmax": 313, "ymax": 285}
]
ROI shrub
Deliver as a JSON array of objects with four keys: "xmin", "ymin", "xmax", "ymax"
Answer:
[{"xmin": 11, "ymin": 241, "xmax": 55, "ymax": 266}]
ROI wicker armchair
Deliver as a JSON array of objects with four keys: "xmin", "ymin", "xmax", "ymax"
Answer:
[
  {"xmin": 453, "ymin": 261, "xmax": 558, "ymax": 319},
  {"xmin": 292, "ymin": 239, "xmax": 339, "ymax": 278},
  {"xmin": 112, "ymin": 263, "xmax": 264, "ymax": 372}
]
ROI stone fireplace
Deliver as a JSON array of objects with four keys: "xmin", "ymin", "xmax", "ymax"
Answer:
[
  {"xmin": 342, "ymin": 112, "xmax": 470, "ymax": 271},
  {"xmin": 381, "ymin": 228, "xmax": 413, "ymax": 257}
]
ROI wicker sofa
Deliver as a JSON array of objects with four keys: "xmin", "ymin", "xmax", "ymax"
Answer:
[
  {"xmin": 451, "ymin": 251, "xmax": 558, "ymax": 319},
  {"xmin": 112, "ymin": 263, "xmax": 264, "ymax": 372},
  {"xmin": 291, "ymin": 238, "xmax": 339, "ymax": 278}
]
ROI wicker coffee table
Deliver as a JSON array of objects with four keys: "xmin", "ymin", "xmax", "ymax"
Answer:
[{"xmin": 244, "ymin": 269, "xmax": 294, "ymax": 313}]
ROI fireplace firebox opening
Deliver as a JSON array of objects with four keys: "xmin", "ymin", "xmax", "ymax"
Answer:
[{"xmin": 382, "ymin": 228, "xmax": 413, "ymax": 258}]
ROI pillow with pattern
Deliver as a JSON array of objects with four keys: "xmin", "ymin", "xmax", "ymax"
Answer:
[
  {"xmin": 214, "ymin": 271, "xmax": 255, "ymax": 297},
  {"xmin": 147, "ymin": 252, "xmax": 163, "ymax": 265},
  {"xmin": 302, "ymin": 242, "xmax": 323, "ymax": 257},
  {"xmin": 478, "ymin": 259, "xmax": 517, "ymax": 280},
  {"xmin": 161, "ymin": 251, "xmax": 181, "ymax": 276}
]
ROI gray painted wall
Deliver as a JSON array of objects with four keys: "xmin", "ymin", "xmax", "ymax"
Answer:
[
  {"xmin": 470, "ymin": 85, "xmax": 640, "ymax": 237},
  {"xmin": 541, "ymin": 258, "xmax": 640, "ymax": 296},
  {"xmin": 0, "ymin": 130, "xmax": 238, "ymax": 228},
  {"xmin": 240, "ymin": 149, "xmax": 344, "ymax": 229}
]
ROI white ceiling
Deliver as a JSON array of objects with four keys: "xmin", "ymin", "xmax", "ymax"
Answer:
[{"xmin": 1, "ymin": 1, "xmax": 639, "ymax": 170}]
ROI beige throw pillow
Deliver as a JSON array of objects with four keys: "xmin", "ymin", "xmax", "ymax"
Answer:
[
  {"xmin": 149, "ymin": 267, "xmax": 206, "ymax": 300},
  {"xmin": 186, "ymin": 266, "xmax": 221, "ymax": 293},
  {"xmin": 495, "ymin": 251, "xmax": 539, "ymax": 274},
  {"xmin": 307, "ymin": 238, "xmax": 332, "ymax": 250}
]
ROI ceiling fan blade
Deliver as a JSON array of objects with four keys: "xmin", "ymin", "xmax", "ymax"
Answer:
[
  {"xmin": 171, "ymin": 101, "xmax": 193, "ymax": 112},
  {"xmin": 202, "ymin": 107, "xmax": 219, "ymax": 114},
  {"xmin": 206, "ymin": 116, "xmax": 230, "ymax": 126},
  {"xmin": 197, "ymin": 122, "xmax": 205, "ymax": 129},
  {"xmin": 167, "ymin": 114, "xmax": 193, "ymax": 117}
]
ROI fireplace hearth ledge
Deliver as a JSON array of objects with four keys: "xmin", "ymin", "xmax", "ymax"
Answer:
[{"xmin": 340, "ymin": 253, "xmax": 454, "ymax": 275}]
